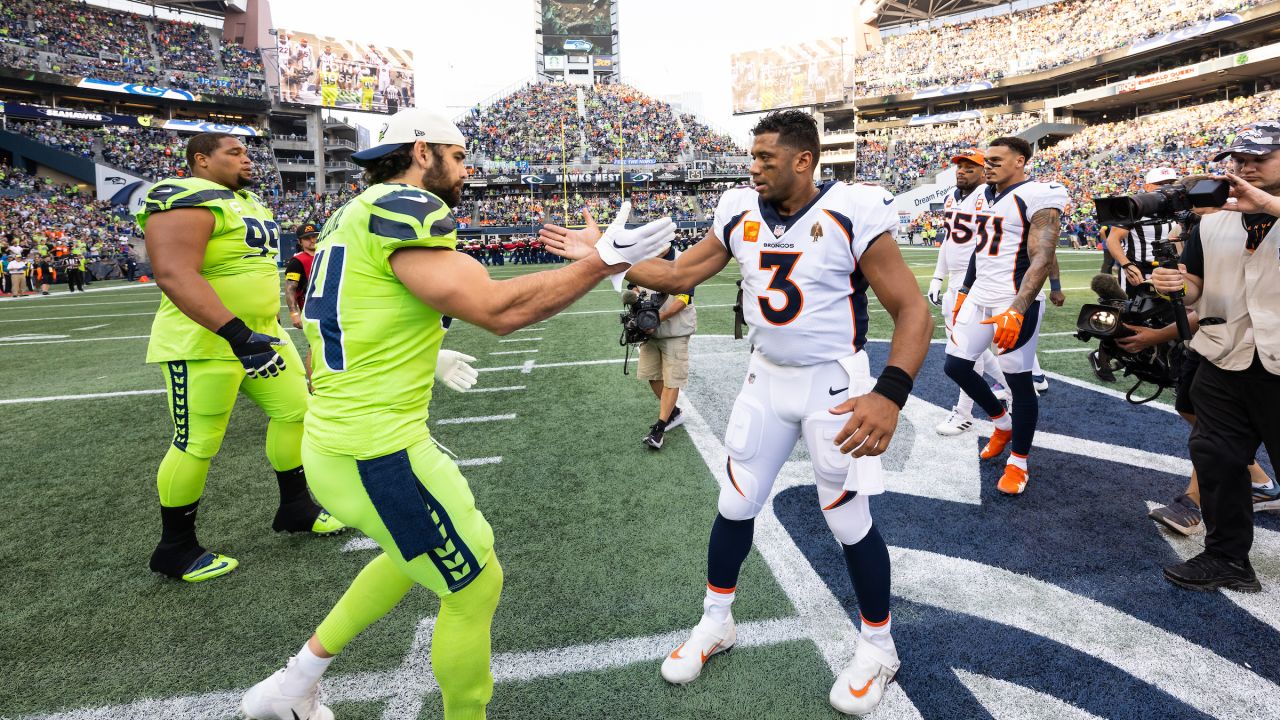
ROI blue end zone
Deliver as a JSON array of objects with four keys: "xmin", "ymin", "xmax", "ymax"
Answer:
[{"xmin": 772, "ymin": 344, "xmax": 1278, "ymax": 716}]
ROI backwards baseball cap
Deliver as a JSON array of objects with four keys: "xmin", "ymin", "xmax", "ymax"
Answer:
[
  {"xmin": 951, "ymin": 149, "xmax": 986, "ymax": 166},
  {"xmin": 351, "ymin": 108, "xmax": 466, "ymax": 165},
  {"xmin": 1212, "ymin": 121, "xmax": 1280, "ymax": 161},
  {"xmin": 297, "ymin": 222, "xmax": 320, "ymax": 237},
  {"xmin": 1144, "ymin": 167, "xmax": 1178, "ymax": 185}
]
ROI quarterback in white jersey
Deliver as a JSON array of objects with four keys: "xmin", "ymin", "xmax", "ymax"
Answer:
[
  {"xmin": 541, "ymin": 111, "xmax": 932, "ymax": 717},
  {"xmin": 928, "ymin": 150, "xmax": 1008, "ymax": 436},
  {"xmin": 943, "ymin": 138, "xmax": 1065, "ymax": 496}
]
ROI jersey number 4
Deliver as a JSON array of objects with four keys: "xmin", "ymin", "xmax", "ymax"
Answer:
[
  {"xmin": 758, "ymin": 251, "xmax": 803, "ymax": 325},
  {"xmin": 304, "ymin": 246, "xmax": 347, "ymax": 371}
]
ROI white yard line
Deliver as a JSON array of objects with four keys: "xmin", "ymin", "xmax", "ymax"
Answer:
[
  {"xmin": 70, "ymin": 324, "xmax": 110, "ymax": 331},
  {"xmin": 0, "ymin": 312, "xmax": 155, "ymax": 323},
  {"xmin": 463, "ymin": 385, "xmax": 525, "ymax": 393},
  {"xmin": 0, "ymin": 299, "xmax": 158, "ymax": 310},
  {"xmin": 456, "ymin": 456, "xmax": 503, "ymax": 467},
  {"xmin": 1041, "ymin": 347, "xmax": 1092, "ymax": 353},
  {"xmin": 0, "ymin": 283, "xmax": 159, "ymax": 302},
  {"xmin": 0, "ymin": 389, "xmax": 164, "ymax": 405},
  {"xmin": 515, "ymin": 326, "xmax": 547, "ymax": 332},
  {"xmin": 489, "ymin": 349, "xmax": 539, "ymax": 355},
  {"xmin": 435, "ymin": 414, "xmax": 517, "ymax": 425},
  {"xmin": 498, "ymin": 337, "xmax": 541, "ymax": 343},
  {"xmin": 0, "ymin": 334, "xmax": 151, "ymax": 346}
]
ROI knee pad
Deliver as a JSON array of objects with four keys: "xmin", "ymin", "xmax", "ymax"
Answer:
[
  {"xmin": 719, "ymin": 458, "xmax": 766, "ymax": 521},
  {"xmin": 724, "ymin": 393, "xmax": 766, "ymax": 463},
  {"xmin": 822, "ymin": 492, "xmax": 872, "ymax": 545}
]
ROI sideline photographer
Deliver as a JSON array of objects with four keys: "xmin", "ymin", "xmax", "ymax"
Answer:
[
  {"xmin": 626, "ymin": 248, "xmax": 697, "ymax": 450},
  {"xmin": 1151, "ymin": 124, "xmax": 1280, "ymax": 593}
]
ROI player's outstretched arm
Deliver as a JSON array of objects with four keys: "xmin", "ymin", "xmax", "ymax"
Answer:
[
  {"xmin": 626, "ymin": 229, "xmax": 732, "ymax": 293},
  {"xmin": 145, "ymin": 208, "xmax": 236, "ymax": 331},
  {"xmin": 390, "ymin": 222, "xmax": 669, "ymax": 335},
  {"xmin": 830, "ymin": 232, "xmax": 933, "ymax": 457}
]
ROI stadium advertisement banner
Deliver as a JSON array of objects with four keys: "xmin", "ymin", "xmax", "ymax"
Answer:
[
  {"xmin": 0, "ymin": 101, "xmax": 261, "ymax": 136},
  {"xmin": 76, "ymin": 77, "xmax": 197, "ymax": 101},
  {"xmin": 731, "ymin": 38, "xmax": 852, "ymax": 114},
  {"xmin": 274, "ymin": 29, "xmax": 415, "ymax": 114},
  {"xmin": 911, "ymin": 81, "xmax": 995, "ymax": 100},
  {"xmin": 162, "ymin": 119, "xmax": 262, "ymax": 137},
  {"xmin": 542, "ymin": 0, "xmax": 614, "ymax": 57},
  {"xmin": 94, "ymin": 163, "xmax": 152, "ymax": 212},
  {"xmin": 1116, "ymin": 65, "xmax": 1200, "ymax": 94},
  {"xmin": 518, "ymin": 171, "xmax": 669, "ymax": 185},
  {"xmin": 1128, "ymin": 14, "xmax": 1241, "ymax": 54},
  {"xmin": 908, "ymin": 109, "xmax": 983, "ymax": 126}
]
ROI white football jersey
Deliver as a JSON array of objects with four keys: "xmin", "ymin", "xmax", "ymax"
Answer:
[
  {"xmin": 965, "ymin": 179, "xmax": 1068, "ymax": 307},
  {"xmin": 938, "ymin": 187, "xmax": 982, "ymax": 286},
  {"xmin": 713, "ymin": 181, "xmax": 898, "ymax": 366}
]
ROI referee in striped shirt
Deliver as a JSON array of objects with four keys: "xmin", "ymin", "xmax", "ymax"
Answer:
[{"xmin": 1104, "ymin": 167, "xmax": 1183, "ymax": 297}]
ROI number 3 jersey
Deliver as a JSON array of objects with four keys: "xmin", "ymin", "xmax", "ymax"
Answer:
[
  {"xmin": 136, "ymin": 177, "xmax": 282, "ymax": 363},
  {"xmin": 302, "ymin": 183, "xmax": 458, "ymax": 458},
  {"xmin": 961, "ymin": 180, "xmax": 1068, "ymax": 308},
  {"xmin": 714, "ymin": 181, "xmax": 899, "ymax": 366}
]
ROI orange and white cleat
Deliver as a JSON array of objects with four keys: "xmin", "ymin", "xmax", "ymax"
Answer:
[
  {"xmin": 997, "ymin": 463, "xmax": 1029, "ymax": 495},
  {"xmin": 980, "ymin": 427, "xmax": 1012, "ymax": 460},
  {"xmin": 660, "ymin": 615, "xmax": 736, "ymax": 685},
  {"xmin": 830, "ymin": 637, "xmax": 900, "ymax": 716}
]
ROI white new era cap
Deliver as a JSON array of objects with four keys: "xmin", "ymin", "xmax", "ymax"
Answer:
[
  {"xmin": 1144, "ymin": 167, "xmax": 1178, "ymax": 185},
  {"xmin": 351, "ymin": 108, "xmax": 466, "ymax": 164}
]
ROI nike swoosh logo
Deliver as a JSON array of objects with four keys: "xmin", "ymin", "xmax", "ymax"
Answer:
[
  {"xmin": 849, "ymin": 678, "xmax": 875, "ymax": 697},
  {"xmin": 669, "ymin": 642, "xmax": 685, "ymax": 660},
  {"xmin": 612, "ymin": 240, "xmax": 636, "ymax": 249},
  {"xmin": 292, "ymin": 711, "xmax": 306, "ymax": 720},
  {"xmin": 700, "ymin": 641, "xmax": 721, "ymax": 663},
  {"xmin": 402, "ymin": 196, "xmax": 432, "ymax": 203},
  {"xmin": 882, "ymin": 197, "xmax": 894, "ymax": 205},
  {"xmin": 829, "ymin": 386, "xmax": 849, "ymax": 395},
  {"xmin": 192, "ymin": 561, "xmax": 229, "ymax": 577}
]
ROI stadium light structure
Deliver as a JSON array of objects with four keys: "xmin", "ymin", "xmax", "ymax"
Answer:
[{"xmin": 869, "ymin": 0, "xmax": 1009, "ymax": 28}]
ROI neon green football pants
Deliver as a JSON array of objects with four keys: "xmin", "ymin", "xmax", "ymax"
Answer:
[
  {"xmin": 306, "ymin": 436, "xmax": 501, "ymax": 720},
  {"xmin": 155, "ymin": 343, "xmax": 308, "ymax": 508}
]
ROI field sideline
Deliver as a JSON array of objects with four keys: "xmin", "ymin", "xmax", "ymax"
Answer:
[{"xmin": 3, "ymin": 246, "xmax": 1276, "ymax": 720}]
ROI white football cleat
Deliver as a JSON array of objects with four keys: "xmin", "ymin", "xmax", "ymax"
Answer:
[
  {"xmin": 990, "ymin": 383, "xmax": 1012, "ymax": 405},
  {"xmin": 935, "ymin": 408, "xmax": 974, "ymax": 436},
  {"xmin": 660, "ymin": 615, "xmax": 736, "ymax": 685},
  {"xmin": 829, "ymin": 638, "xmax": 900, "ymax": 716},
  {"xmin": 240, "ymin": 662, "xmax": 334, "ymax": 720}
]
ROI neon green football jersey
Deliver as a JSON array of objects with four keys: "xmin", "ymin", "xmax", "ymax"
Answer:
[
  {"xmin": 136, "ymin": 177, "xmax": 283, "ymax": 363},
  {"xmin": 302, "ymin": 183, "xmax": 458, "ymax": 458}
]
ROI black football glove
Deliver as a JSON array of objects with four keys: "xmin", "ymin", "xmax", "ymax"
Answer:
[{"xmin": 216, "ymin": 317, "xmax": 286, "ymax": 378}]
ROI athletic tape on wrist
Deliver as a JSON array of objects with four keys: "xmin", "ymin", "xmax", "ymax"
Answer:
[{"xmin": 872, "ymin": 365, "xmax": 913, "ymax": 409}]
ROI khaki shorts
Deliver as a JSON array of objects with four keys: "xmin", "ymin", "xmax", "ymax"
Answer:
[{"xmin": 637, "ymin": 334, "xmax": 690, "ymax": 388}]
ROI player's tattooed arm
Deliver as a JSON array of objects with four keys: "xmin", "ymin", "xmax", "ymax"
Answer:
[{"xmin": 1009, "ymin": 208, "xmax": 1061, "ymax": 315}]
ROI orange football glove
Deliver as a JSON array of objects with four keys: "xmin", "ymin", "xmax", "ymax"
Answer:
[
  {"xmin": 981, "ymin": 308, "xmax": 1025, "ymax": 351},
  {"xmin": 951, "ymin": 290, "xmax": 968, "ymax": 325}
]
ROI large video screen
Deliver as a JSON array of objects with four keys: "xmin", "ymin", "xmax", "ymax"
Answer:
[
  {"xmin": 542, "ymin": 0, "xmax": 613, "ymax": 56},
  {"xmin": 273, "ymin": 29, "xmax": 414, "ymax": 114},
  {"xmin": 732, "ymin": 38, "xmax": 852, "ymax": 114}
]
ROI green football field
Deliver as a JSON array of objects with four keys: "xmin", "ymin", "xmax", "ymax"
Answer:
[{"xmin": 1, "ymin": 247, "xmax": 1121, "ymax": 720}]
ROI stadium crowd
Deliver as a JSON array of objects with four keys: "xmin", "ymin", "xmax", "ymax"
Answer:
[
  {"xmin": 0, "ymin": 0, "xmax": 267, "ymax": 100},
  {"xmin": 854, "ymin": 113, "xmax": 1038, "ymax": 193},
  {"xmin": 458, "ymin": 82, "xmax": 745, "ymax": 171},
  {"xmin": 855, "ymin": 0, "xmax": 1263, "ymax": 97}
]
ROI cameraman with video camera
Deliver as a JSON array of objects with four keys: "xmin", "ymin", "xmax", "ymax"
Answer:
[
  {"xmin": 1105, "ymin": 167, "xmax": 1183, "ymax": 298},
  {"xmin": 1151, "ymin": 123, "xmax": 1280, "ymax": 593},
  {"xmin": 624, "ymin": 246, "xmax": 697, "ymax": 450}
]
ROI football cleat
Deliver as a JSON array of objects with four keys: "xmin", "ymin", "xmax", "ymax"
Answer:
[
  {"xmin": 935, "ymin": 408, "xmax": 975, "ymax": 436},
  {"xmin": 1149, "ymin": 494, "xmax": 1203, "ymax": 535},
  {"xmin": 1253, "ymin": 481, "xmax": 1280, "ymax": 512},
  {"xmin": 980, "ymin": 427, "xmax": 1012, "ymax": 460},
  {"xmin": 663, "ymin": 407, "xmax": 685, "ymax": 431},
  {"xmin": 180, "ymin": 551, "xmax": 238, "ymax": 583},
  {"xmin": 1032, "ymin": 374, "xmax": 1049, "ymax": 393},
  {"xmin": 829, "ymin": 638, "xmax": 900, "ymax": 716},
  {"xmin": 274, "ymin": 501, "xmax": 347, "ymax": 536},
  {"xmin": 661, "ymin": 615, "xmax": 736, "ymax": 685},
  {"xmin": 240, "ymin": 661, "xmax": 334, "ymax": 720},
  {"xmin": 990, "ymin": 382, "xmax": 1011, "ymax": 405},
  {"xmin": 996, "ymin": 464, "xmax": 1029, "ymax": 496}
]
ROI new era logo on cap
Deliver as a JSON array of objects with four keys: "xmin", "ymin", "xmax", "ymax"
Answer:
[{"xmin": 353, "ymin": 108, "xmax": 467, "ymax": 165}]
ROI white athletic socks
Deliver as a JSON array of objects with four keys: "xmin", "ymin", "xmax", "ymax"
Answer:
[
  {"xmin": 992, "ymin": 410, "xmax": 1013, "ymax": 431},
  {"xmin": 1008, "ymin": 453, "xmax": 1028, "ymax": 471},
  {"xmin": 860, "ymin": 614, "xmax": 895, "ymax": 655},
  {"xmin": 279, "ymin": 644, "xmax": 334, "ymax": 696},
  {"xmin": 701, "ymin": 584, "xmax": 736, "ymax": 625}
]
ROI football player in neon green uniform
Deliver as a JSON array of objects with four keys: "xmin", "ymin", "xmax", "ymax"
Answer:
[
  {"xmin": 140, "ymin": 132, "xmax": 344, "ymax": 584},
  {"xmin": 241, "ymin": 109, "xmax": 676, "ymax": 720}
]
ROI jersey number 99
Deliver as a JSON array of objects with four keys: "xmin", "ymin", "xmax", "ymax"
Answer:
[{"xmin": 242, "ymin": 217, "xmax": 281, "ymax": 259}]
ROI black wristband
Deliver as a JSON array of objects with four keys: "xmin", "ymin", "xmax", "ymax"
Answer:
[
  {"xmin": 871, "ymin": 365, "xmax": 914, "ymax": 410},
  {"xmin": 215, "ymin": 317, "xmax": 251, "ymax": 346}
]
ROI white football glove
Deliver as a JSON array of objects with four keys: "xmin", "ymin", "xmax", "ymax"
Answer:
[
  {"xmin": 435, "ymin": 350, "xmax": 478, "ymax": 392},
  {"xmin": 927, "ymin": 277, "xmax": 944, "ymax": 307},
  {"xmin": 595, "ymin": 202, "xmax": 675, "ymax": 268}
]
